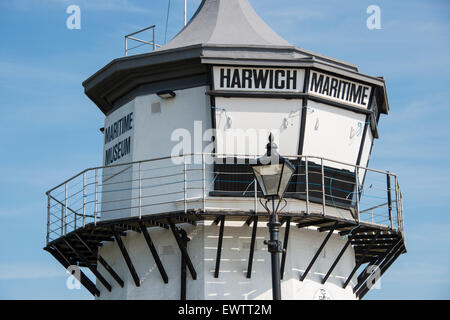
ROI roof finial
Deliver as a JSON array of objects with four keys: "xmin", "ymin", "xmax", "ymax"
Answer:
[{"xmin": 266, "ymin": 133, "xmax": 278, "ymax": 157}]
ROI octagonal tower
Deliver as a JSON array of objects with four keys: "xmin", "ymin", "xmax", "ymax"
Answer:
[{"xmin": 45, "ymin": 0, "xmax": 406, "ymax": 300}]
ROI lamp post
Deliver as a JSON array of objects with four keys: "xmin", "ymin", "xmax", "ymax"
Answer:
[{"xmin": 251, "ymin": 134, "xmax": 295, "ymax": 300}]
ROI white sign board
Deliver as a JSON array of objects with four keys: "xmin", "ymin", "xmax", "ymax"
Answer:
[
  {"xmin": 213, "ymin": 66, "xmax": 305, "ymax": 93},
  {"xmin": 309, "ymin": 71, "xmax": 372, "ymax": 109}
]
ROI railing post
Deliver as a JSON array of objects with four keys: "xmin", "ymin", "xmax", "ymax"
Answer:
[
  {"xmin": 321, "ymin": 158, "xmax": 326, "ymax": 216},
  {"xmin": 387, "ymin": 172, "xmax": 393, "ymax": 230},
  {"xmin": 60, "ymin": 203, "xmax": 64, "ymax": 236},
  {"xmin": 305, "ymin": 156, "xmax": 309, "ymax": 215},
  {"xmin": 94, "ymin": 169, "xmax": 98, "ymax": 225},
  {"xmin": 184, "ymin": 157, "xmax": 187, "ymax": 214},
  {"xmin": 139, "ymin": 162, "xmax": 142, "ymax": 220},
  {"xmin": 82, "ymin": 172, "xmax": 86, "ymax": 228},
  {"xmin": 202, "ymin": 154, "xmax": 206, "ymax": 213},
  {"xmin": 152, "ymin": 27, "xmax": 156, "ymax": 51},
  {"xmin": 394, "ymin": 175, "xmax": 400, "ymax": 232},
  {"xmin": 184, "ymin": 0, "xmax": 187, "ymax": 26},
  {"xmin": 400, "ymin": 191, "xmax": 404, "ymax": 235},
  {"xmin": 125, "ymin": 36, "xmax": 128, "ymax": 56},
  {"xmin": 396, "ymin": 176, "xmax": 404, "ymax": 235},
  {"xmin": 46, "ymin": 195, "xmax": 50, "ymax": 245},
  {"xmin": 355, "ymin": 167, "xmax": 360, "ymax": 223},
  {"xmin": 64, "ymin": 183, "xmax": 68, "ymax": 235}
]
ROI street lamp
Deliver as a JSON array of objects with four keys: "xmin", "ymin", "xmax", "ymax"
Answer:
[{"xmin": 251, "ymin": 134, "xmax": 295, "ymax": 300}]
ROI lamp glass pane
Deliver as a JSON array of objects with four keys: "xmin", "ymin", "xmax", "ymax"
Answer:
[
  {"xmin": 252, "ymin": 164, "xmax": 283, "ymax": 197},
  {"xmin": 277, "ymin": 162, "xmax": 295, "ymax": 197}
]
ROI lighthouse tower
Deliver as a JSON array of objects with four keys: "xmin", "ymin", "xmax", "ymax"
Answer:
[{"xmin": 45, "ymin": 0, "xmax": 406, "ymax": 300}]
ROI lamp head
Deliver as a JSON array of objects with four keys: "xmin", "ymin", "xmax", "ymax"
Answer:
[{"xmin": 251, "ymin": 134, "xmax": 295, "ymax": 199}]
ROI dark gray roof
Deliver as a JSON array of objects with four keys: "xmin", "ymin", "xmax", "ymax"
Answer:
[
  {"xmin": 82, "ymin": 0, "xmax": 389, "ymax": 116},
  {"xmin": 160, "ymin": 0, "xmax": 292, "ymax": 50}
]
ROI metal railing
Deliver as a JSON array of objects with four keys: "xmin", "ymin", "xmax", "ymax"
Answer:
[
  {"xmin": 45, "ymin": 154, "xmax": 404, "ymax": 244},
  {"xmin": 125, "ymin": 25, "xmax": 162, "ymax": 56}
]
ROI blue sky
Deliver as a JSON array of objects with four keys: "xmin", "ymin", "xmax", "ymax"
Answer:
[{"xmin": 0, "ymin": 0, "xmax": 449, "ymax": 299}]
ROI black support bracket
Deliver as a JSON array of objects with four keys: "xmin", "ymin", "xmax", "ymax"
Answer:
[
  {"xmin": 322, "ymin": 237, "xmax": 352, "ymax": 284},
  {"xmin": 355, "ymin": 239, "xmax": 403, "ymax": 297},
  {"xmin": 300, "ymin": 222, "xmax": 338, "ymax": 281},
  {"xmin": 63, "ymin": 239, "xmax": 112, "ymax": 292},
  {"xmin": 75, "ymin": 233, "xmax": 124, "ymax": 288},
  {"xmin": 357, "ymin": 243, "xmax": 405, "ymax": 299},
  {"xmin": 180, "ymin": 228, "xmax": 190, "ymax": 300},
  {"xmin": 139, "ymin": 221, "xmax": 169, "ymax": 284},
  {"xmin": 246, "ymin": 215, "xmax": 259, "ymax": 279},
  {"xmin": 112, "ymin": 227, "xmax": 141, "ymax": 287},
  {"xmin": 280, "ymin": 217, "xmax": 291, "ymax": 280},
  {"xmin": 168, "ymin": 218, "xmax": 197, "ymax": 280},
  {"xmin": 45, "ymin": 245, "xmax": 100, "ymax": 297},
  {"xmin": 343, "ymin": 230, "xmax": 381, "ymax": 289},
  {"xmin": 214, "ymin": 215, "xmax": 225, "ymax": 278}
]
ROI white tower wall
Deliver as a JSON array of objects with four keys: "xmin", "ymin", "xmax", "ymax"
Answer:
[{"xmin": 97, "ymin": 221, "xmax": 357, "ymax": 300}]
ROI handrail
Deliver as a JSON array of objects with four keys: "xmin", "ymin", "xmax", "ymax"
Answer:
[
  {"xmin": 45, "ymin": 153, "xmax": 405, "ymax": 244},
  {"xmin": 46, "ymin": 153, "xmax": 396, "ymax": 194},
  {"xmin": 125, "ymin": 25, "xmax": 162, "ymax": 56}
]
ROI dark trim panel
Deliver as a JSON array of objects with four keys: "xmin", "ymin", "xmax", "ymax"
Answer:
[
  {"xmin": 207, "ymin": 90, "xmax": 372, "ymax": 116},
  {"xmin": 112, "ymin": 74, "xmax": 209, "ymax": 113},
  {"xmin": 356, "ymin": 87, "xmax": 376, "ymax": 166},
  {"xmin": 209, "ymin": 65, "xmax": 217, "ymax": 154},
  {"xmin": 206, "ymin": 90, "xmax": 306, "ymax": 100},
  {"xmin": 298, "ymin": 68, "xmax": 310, "ymax": 155}
]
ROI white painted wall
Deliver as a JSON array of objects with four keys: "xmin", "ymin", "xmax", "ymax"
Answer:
[
  {"xmin": 132, "ymin": 86, "xmax": 211, "ymax": 161},
  {"xmin": 358, "ymin": 129, "xmax": 374, "ymax": 183},
  {"xmin": 97, "ymin": 221, "xmax": 358, "ymax": 300},
  {"xmin": 100, "ymin": 86, "xmax": 212, "ymax": 221},
  {"xmin": 214, "ymin": 97, "xmax": 303, "ymax": 157},
  {"xmin": 302, "ymin": 100, "xmax": 366, "ymax": 171},
  {"xmin": 101, "ymin": 100, "xmax": 135, "ymax": 220},
  {"xmin": 99, "ymin": 85, "xmax": 374, "ymax": 222}
]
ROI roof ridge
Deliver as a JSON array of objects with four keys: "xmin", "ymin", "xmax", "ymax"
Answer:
[{"xmin": 159, "ymin": 0, "xmax": 291, "ymax": 51}]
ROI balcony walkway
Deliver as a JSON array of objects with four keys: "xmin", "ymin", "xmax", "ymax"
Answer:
[{"xmin": 44, "ymin": 154, "xmax": 406, "ymax": 299}]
